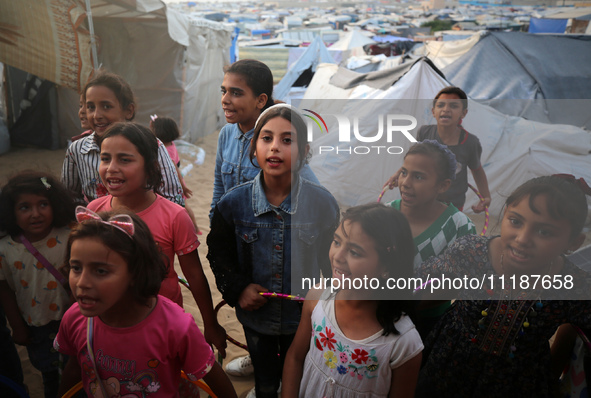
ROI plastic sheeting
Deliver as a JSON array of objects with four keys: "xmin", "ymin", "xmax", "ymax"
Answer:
[
  {"xmin": 301, "ymin": 59, "xmax": 591, "ymax": 222},
  {"xmin": 414, "ymin": 31, "xmax": 484, "ymax": 70},
  {"xmin": 528, "ymin": 17, "xmax": 568, "ymax": 33}
]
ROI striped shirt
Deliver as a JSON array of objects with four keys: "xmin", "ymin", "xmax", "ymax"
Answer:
[{"xmin": 61, "ymin": 132, "xmax": 184, "ymax": 206}]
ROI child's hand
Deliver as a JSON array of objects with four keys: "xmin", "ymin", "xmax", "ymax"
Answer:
[
  {"xmin": 471, "ymin": 197, "xmax": 491, "ymax": 214},
  {"xmin": 205, "ymin": 322, "xmax": 228, "ymax": 358},
  {"xmin": 238, "ymin": 283, "xmax": 268, "ymax": 311},
  {"xmin": 383, "ymin": 168, "xmax": 402, "ymax": 190},
  {"xmin": 11, "ymin": 322, "xmax": 31, "ymax": 345},
  {"xmin": 182, "ymin": 184, "xmax": 193, "ymax": 198}
]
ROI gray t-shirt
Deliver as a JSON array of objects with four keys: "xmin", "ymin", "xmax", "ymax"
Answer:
[{"xmin": 417, "ymin": 125, "xmax": 482, "ymax": 209}]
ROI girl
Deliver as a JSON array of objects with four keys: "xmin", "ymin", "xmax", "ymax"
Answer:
[
  {"xmin": 150, "ymin": 116, "xmax": 200, "ymax": 234},
  {"xmin": 61, "ymin": 70, "xmax": 184, "ymax": 206},
  {"xmin": 55, "ymin": 207, "xmax": 237, "ymax": 398},
  {"xmin": 282, "ymin": 203, "xmax": 423, "ymax": 398},
  {"xmin": 86, "ymin": 121, "xmax": 227, "ymax": 357},
  {"xmin": 0, "ymin": 171, "xmax": 76, "ymax": 398},
  {"xmin": 415, "ymin": 175, "xmax": 591, "ymax": 397},
  {"xmin": 387, "ymin": 140, "xmax": 476, "ymax": 339},
  {"xmin": 207, "ymin": 104, "xmax": 340, "ymax": 398}
]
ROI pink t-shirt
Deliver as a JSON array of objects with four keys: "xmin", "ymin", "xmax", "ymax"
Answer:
[
  {"xmin": 87, "ymin": 195, "xmax": 199, "ymax": 306},
  {"xmin": 54, "ymin": 296, "xmax": 215, "ymax": 397},
  {"xmin": 166, "ymin": 142, "xmax": 180, "ymax": 166}
]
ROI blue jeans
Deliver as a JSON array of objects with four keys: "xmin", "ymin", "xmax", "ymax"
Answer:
[
  {"xmin": 243, "ymin": 326, "xmax": 295, "ymax": 398},
  {"xmin": 0, "ymin": 308, "xmax": 25, "ymax": 398},
  {"xmin": 26, "ymin": 320, "xmax": 61, "ymax": 398}
]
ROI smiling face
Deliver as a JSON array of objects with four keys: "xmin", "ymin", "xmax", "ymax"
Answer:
[
  {"xmin": 254, "ymin": 116, "xmax": 299, "ymax": 184},
  {"xmin": 330, "ymin": 221, "xmax": 384, "ymax": 286},
  {"xmin": 398, "ymin": 153, "xmax": 450, "ymax": 209},
  {"xmin": 86, "ymin": 85, "xmax": 134, "ymax": 137},
  {"xmin": 14, "ymin": 193, "xmax": 54, "ymax": 242},
  {"xmin": 432, "ymin": 93, "xmax": 467, "ymax": 127},
  {"xmin": 99, "ymin": 135, "xmax": 147, "ymax": 199},
  {"xmin": 500, "ymin": 194, "xmax": 582, "ymax": 275},
  {"xmin": 69, "ymin": 237, "xmax": 135, "ymax": 323},
  {"xmin": 221, "ymin": 72, "xmax": 267, "ymax": 133}
]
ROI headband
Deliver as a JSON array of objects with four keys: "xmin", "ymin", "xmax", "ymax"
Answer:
[
  {"xmin": 420, "ymin": 139, "xmax": 457, "ymax": 181},
  {"xmin": 75, "ymin": 206, "xmax": 135, "ymax": 238},
  {"xmin": 254, "ymin": 103, "xmax": 303, "ymax": 130},
  {"xmin": 552, "ymin": 174, "xmax": 591, "ymax": 196}
]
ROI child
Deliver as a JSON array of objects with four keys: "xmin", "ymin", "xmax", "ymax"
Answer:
[
  {"xmin": 150, "ymin": 116, "xmax": 200, "ymax": 234},
  {"xmin": 86, "ymin": 121, "xmax": 227, "ymax": 357},
  {"xmin": 0, "ymin": 171, "xmax": 76, "ymax": 398},
  {"xmin": 211, "ymin": 58, "xmax": 319, "ymax": 378},
  {"xmin": 70, "ymin": 94, "xmax": 93, "ymax": 143},
  {"xmin": 61, "ymin": 70, "xmax": 184, "ymax": 206},
  {"xmin": 387, "ymin": 140, "xmax": 476, "ymax": 339},
  {"xmin": 282, "ymin": 203, "xmax": 423, "ymax": 398},
  {"xmin": 385, "ymin": 86, "xmax": 491, "ymax": 213},
  {"xmin": 415, "ymin": 175, "xmax": 591, "ymax": 397},
  {"xmin": 55, "ymin": 207, "xmax": 237, "ymax": 398},
  {"xmin": 207, "ymin": 104, "xmax": 340, "ymax": 398}
]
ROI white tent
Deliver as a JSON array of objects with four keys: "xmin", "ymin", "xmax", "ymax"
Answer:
[
  {"xmin": 301, "ymin": 59, "xmax": 591, "ymax": 221},
  {"xmin": 413, "ymin": 31, "xmax": 485, "ymax": 70}
]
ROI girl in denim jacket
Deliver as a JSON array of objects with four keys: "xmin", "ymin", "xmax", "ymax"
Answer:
[{"xmin": 208, "ymin": 105, "xmax": 340, "ymax": 398}]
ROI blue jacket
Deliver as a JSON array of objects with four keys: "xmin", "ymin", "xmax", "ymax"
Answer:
[
  {"xmin": 210, "ymin": 123, "xmax": 319, "ymax": 220},
  {"xmin": 207, "ymin": 172, "xmax": 339, "ymax": 335}
]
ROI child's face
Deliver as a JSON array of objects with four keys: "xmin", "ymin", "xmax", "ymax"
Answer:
[
  {"xmin": 86, "ymin": 85, "xmax": 134, "ymax": 137},
  {"xmin": 255, "ymin": 116, "xmax": 298, "ymax": 183},
  {"xmin": 221, "ymin": 73, "xmax": 266, "ymax": 132},
  {"xmin": 78, "ymin": 96, "xmax": 90, "ymax": 130},
  {"xmin": 500, "ymin": 194, "xmax": 582, "ymax": 274},
  {"xmin": 69, "ymin": 237, "xmax": 134, "ymax": 323},
  {"xmin": 14, "ymin": 193, "xmax": 54, "ymax": 242},
  {"xmin": 99, "ymin": 135, "xmax": 147, "ymax": 198},
  {"xmin": 398, "ymin": 154, "xmax": 449, "ymax": 209},
  {"xmin": 329, "ymin": 221, "xmax": 384, "ymax": 285},
  {"xmin": 432, "ymin": 93, "xmax": 467, "ymax": 127}
]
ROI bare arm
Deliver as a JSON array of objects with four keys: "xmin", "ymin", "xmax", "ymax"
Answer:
[
  {"xmin": 179, "ymin": 251, "xmax": 227, "ymax": 358},
  {"xmin": 202, "ymin": 362, "xmax": 238, "ymax": 398},
  {"xmin": 58, "ymin": 356, "xmax": 82, "ymax": 396},
  {"xmin": 175, "ymin": 164, "xmax": 193, "ymax": 198},
  {"xmin": 389, "ymin": 352, "xmax": 422, "ymax": 398},
  {"xmin": 470, "ymin": 166, "xmax": 491, "ymax": 213},
  {"xmin": 383, "ymin": 167, "xmax": 403, "ymax": 190},
  {"xmin": 0, "ymin": 280, "xmax": 29, "ymax": 345}
]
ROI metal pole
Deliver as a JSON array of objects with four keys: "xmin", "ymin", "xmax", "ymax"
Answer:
[{"xmin": 85, "ymin": 0, "xmax": 99, "ymax": 71}]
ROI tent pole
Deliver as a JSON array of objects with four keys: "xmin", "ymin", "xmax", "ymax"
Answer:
[{"xmin": 85, "ymin": 0, "xmax": 99, "ymax": 71}]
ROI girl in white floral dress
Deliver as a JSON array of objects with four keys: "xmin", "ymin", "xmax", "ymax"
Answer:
[{"xmin": 283, "ymin": 203, "xmax": 424, "ymax": 398}]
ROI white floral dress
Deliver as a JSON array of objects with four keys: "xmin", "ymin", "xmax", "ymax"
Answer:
[{"xmin": 299, "ymin": 290, "xmax": 423, "ymax": 398}]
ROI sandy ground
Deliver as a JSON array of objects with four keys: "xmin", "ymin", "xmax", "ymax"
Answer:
[{"xmin": 2, "ymin": 131, "xmax": 588, "ymax": 397}]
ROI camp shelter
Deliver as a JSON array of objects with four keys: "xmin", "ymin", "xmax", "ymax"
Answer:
[
  {"xmin": 442, "ymin": 31, "xmax": 591, "ymax": 130},
  {"xmin": 0, "ymin": 0, "xmax": 233, "ymax": 150},
  {"xmin": 413, "ymin": 31, "xmax": 485, "ymax": 69},
  {"xmin": 300, "ymin": 58, "xmax": 591, "ymax": 220}
]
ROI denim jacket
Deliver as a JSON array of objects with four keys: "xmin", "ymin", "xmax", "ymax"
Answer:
[
  {"xmin": 207, "ymin": 172, "xmax": 339, "ymax": 335},
  {"xmin": 210, "ymin": 123, "xmax": 319, "ymax": 220}
]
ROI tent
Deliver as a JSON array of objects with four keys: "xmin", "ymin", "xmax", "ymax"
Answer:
[
  {"xmin": 300, "ymin": 58, "xmax": 591, "ymax": 221},
  {"xmin": 0, "ymin": 0, "xmax": 233, "ymax": 149},
  {"xmin": 413, "ymin": 31, "xmax": 485, "ymax": 69},
  {"xmin": 442, "ymin": 32, "xmax": 591, "ymax": 129}
]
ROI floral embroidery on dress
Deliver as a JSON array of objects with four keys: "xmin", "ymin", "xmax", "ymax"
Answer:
[{"xmin": 312, "ymin": 317, "xmax": 380, "ymax": 380}]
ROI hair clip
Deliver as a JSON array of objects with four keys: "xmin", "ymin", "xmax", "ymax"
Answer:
[
  {"xmin": 552, "ymin": 174, "xmax": 591, "ymax": 196},
  {"xmin": 386, "ymin": 245, "xmax": 396, "ymax": 253},
  {"xmin": 421, "ymin": 139, "xmax": 457, "ymax": 181},
  {"xmin": 40, "ymin": 177, "xmax": 51, "ymax": 190},
  {"xmin": 150, "ymin": 114, "xmax": 158, "ymax": 122},
  {"xmin": 75, "ymin": 206, "xmax": 135, "ymax": 238}
]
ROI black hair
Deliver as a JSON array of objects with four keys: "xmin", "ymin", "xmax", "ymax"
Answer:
[
  {"xmin": 224, "ymin": 59, "xmax": 275, "ymax": 111},
  {"xmin": 63, "ymin": 209, "xmax": 167, "ymax": 305},
  {"xmin": 151, "ymin": 117, "xmax": 180, "ymax": 144},
  {"xmin": 505, "ymin": 175, "xmax": 588, "ymax": 240},
  {"xmin": 249, "ymin": 105, "xmax": 310, "ymax": 172},
  {"xmin": 98, "ymin": 122, "xmax": 163, "ymax": 194},
  {"xmin": 405, "ymin": 140, "xmax": 457, "ymax": 181},
  {"xmin": 340, "ymin": 203, "xmax": 416, "ymax": 336},
  {"xmin": 433, "ymin": 86, "xmax": 468, "ymax": 110},
  {"xmin": 84, "ymin": 70, "xmax": 136, "ymax": 120},
  {"xmin": 0, "ymin": 171, "xmax": 76, "ymax": 237}
]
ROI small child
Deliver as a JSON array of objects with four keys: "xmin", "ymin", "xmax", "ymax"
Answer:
[
  {"xmin": 386, "ymin": 86, "xmax": 491, "ymax": 213},
  {"xmin": 150, "ymin": 116, "xmax": 200, "ymax": 234},
  {"xmin": 208, "ymin": 104, "xmax": 340, "ymax": 398},
  {"xmin": 55, "ymin": 207, "xmax": 237, "ymax": 397},
  {"xmin": 387, "ymin": 140, "xmax": 476, "ymax": 339},
  {"xmin": 415, "ymin": 175, "xmax": 591, "ymax": 396},
  {"xmin": 283, "ymin": 203, "xmax": 423, "ymax": 398},
  {"xmin": 0, "ymin": 171, "xmax": 76, "ymax": 398}
]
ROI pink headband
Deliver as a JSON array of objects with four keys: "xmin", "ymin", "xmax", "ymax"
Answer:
[{"xmin": 75, "ymin": 206, "xmax": 135, "ymax": 238}]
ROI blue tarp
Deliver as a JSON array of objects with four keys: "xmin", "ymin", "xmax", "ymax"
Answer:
[
  {"xmin": 528, "ymin": 17, "xmax": 567, "ymax": 33},
  {"xmin": 372, "ymin": 35, "xmax": 412, "ymax": 43}
]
